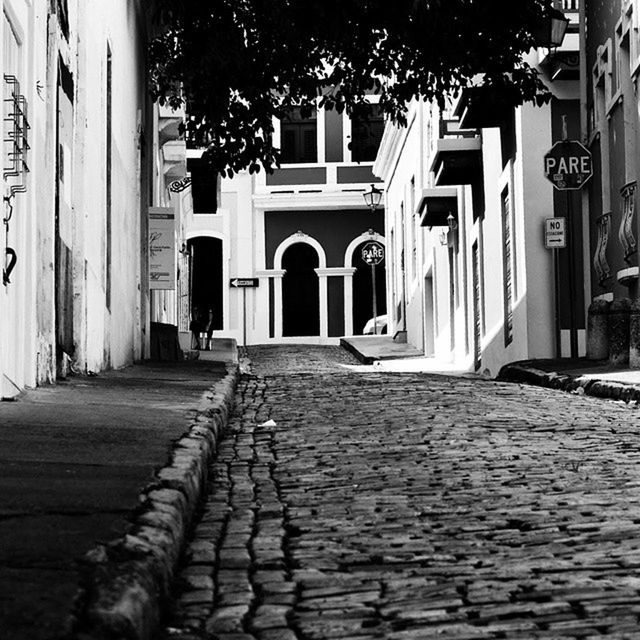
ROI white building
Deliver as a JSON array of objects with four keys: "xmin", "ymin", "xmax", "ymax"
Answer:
[
  {"xmin": 373, "ymin": 4, "xmax": 583, "ymax": 376},
  {"xmin": 179, "ymin": 101, "xmax": 387, "ymax": 346},
  {"xmin": 0, "ymin": 0, "xmax": 181, "ymax": 398}
]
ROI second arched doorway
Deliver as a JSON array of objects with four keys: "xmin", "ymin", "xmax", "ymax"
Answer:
[
  {"xmin": 352, "ymin": 241, "xmax": 387, "ymax": 334},
  {"xmin": 282, "ymin": 243, "xmax": 320, "ymax": 336}
]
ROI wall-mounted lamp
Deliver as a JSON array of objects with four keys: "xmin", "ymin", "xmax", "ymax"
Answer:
[
  {"xmin": 179, "ymin": 242, "xmax": 189, "ymax": 256},
  {"xmin": 447, "ymin": 213, "xmax": 458, "ymax": 232},
  {"xmin": 533, "ymin": 7, "xmax": 569, "ymax": 51},
  {"xmin": 363, "ymin": 184, "xmax": 383, "ymax": 212}
]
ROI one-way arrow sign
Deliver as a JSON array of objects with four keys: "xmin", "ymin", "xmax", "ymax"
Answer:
[{"xmin": 230, "ymin": 278, "xmax": 259, "ymax": 288}]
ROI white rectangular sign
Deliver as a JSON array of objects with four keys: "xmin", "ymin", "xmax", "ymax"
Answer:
[
  {"xmin": 149, "ymin": 207, "xmax": 176, "ymax": 290},
  {"xmin": 544, "ymin": 217, "xmax": 566, "ymax": 249}
]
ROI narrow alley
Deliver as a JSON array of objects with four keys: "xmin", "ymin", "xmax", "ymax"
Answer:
[{"xmin": 163, "ymin": 346, "xmax": 640, "ymax": 640}]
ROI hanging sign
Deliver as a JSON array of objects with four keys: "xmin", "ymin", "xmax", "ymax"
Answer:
[{"xmin": 149, "ymin": 207, "xmax": 176, "ymax": 290}]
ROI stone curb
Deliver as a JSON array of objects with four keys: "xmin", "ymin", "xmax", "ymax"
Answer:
[
  {"xmin": 69, "ymin": 363, "xmax": 240, "ymax": 640},
  {"xmin": 497, "ymin": 362, "xmax": 640, "ymax": 403},
  {"xmin": 340, "ymin": 338, "xmax": 375, "ymax": 365}
]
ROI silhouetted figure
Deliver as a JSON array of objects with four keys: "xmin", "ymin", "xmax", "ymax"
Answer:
[
  {"xmin": 204, "ymin": 307, "xmax": 214, "ymax": 350},
  {"xmin": 190, "ymin": 306, "xmax": 203, "ymax": 350}
]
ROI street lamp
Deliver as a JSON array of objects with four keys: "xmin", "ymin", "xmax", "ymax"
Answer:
[
  {"xmin": 533, "ymin": 6, "xmax": 569, "ymax": 51},
  {"xmin": 363, "ymin": 184, "xmax": 383, "ymax": 211},
  {"xmin": 362, "ymin": 184, "xmax": 384, "ymax": 335}
]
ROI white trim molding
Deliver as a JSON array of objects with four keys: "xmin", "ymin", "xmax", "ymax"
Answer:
[
  {"xmin": 316, "ymin": 267, "xmax": 357, "ymax": 277},
  {"xmin": 274, "ymin": 232, "xmax": 327, "ymax": 269},
  {"xmin": 273, "ymin": 232, "xmax": 327, "ymax": 338}
]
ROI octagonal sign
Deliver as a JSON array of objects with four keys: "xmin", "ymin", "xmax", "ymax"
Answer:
[
  {"xmin": 361, "ymin": 241, "xmax": 385, "ymax": 266},
  {"xmin": 544, "ymin": 140, "xmax": 593, "ymax": 191}
]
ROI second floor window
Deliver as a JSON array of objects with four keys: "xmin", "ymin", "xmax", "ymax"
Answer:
[
  {"xmin": 280, "ymin": 108, "xmax": 317, "ymax": 163},
  {"xmin": 351, "ymin": 105, "xmax": 385, "ymax": 162}
]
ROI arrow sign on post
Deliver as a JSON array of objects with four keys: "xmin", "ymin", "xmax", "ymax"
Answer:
[
  {"xmin": 230, "ymin": 278, "xmax": 259, "ymax": 288},
  {"xmin": 230, "ymin": 278, "xmax": 259, "ymax": 347}
]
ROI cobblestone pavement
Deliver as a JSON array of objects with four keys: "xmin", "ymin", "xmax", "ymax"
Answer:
[{"xmin": 162, "ymin": 345, "xmax": 640, "ymax": 640}]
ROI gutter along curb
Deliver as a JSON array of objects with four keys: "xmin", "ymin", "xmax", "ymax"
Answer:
[
  {"xmin": 497, "ymin": 362, "xmax": 640, "ymax": 403},
  {"xmin": 70, "ymin": 364, "xmax": 239, "ymax": 640}
]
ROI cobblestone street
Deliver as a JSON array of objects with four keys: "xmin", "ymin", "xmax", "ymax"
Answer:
[{"xmin": 163, "ymin": 345, "xmax": 640, "ymax": 639}]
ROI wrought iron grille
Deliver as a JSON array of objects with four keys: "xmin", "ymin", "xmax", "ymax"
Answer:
[
  {"xmin": 3, "ymin": 75, "xmax": 30, "ymax": 197},
  {"xmin": 619, "ymin": 181, "xmax": 637, "ymax": 263},
  {"xmin": 594, "ymin": 212, "xmax": 612, "ymax": 287}
]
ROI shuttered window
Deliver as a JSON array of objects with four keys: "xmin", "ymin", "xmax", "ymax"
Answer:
[
  {"xmin": 472, "ymin": 243, "xmax": 482, "ymax": 370},
  {"xmin": 502, "ymin": 191, "xmax": 513, "ymax": 346},
  {"xmin": 351, "ymin": 105, "xmax": 384, "ymax": 162},
  {"xmin": 280, "ymin": 109, "xmax": 317, "ymax": 163}
]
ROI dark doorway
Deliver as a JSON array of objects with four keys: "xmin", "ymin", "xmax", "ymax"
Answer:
[
  {"xmin": 282, "ymin": 243, "xmax": 319, "ymax": 336},
  {"xmin": 55, "ymin": 58, "xmax": 75, "ymax": 372},
  {"xmin": 353, "ymin": 242, "xmax": 387, "ymax": 334},
  {"xmin": 188, "ymin": 236, "xmax": 223, "ymax": 330}
]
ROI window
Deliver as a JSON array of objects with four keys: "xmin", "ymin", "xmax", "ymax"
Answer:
[
  {"xmin": 280, "ymin": 108, "xmax": 317, "ymax": 163},
  {"xmin": 187, "ymin": 158, "xmax": 219, "ymax": 213},
  {"xmin": 350, "ymin": 105, "xmax": 384, "ymax": 162},
  {"xmin": 501, "ymin": 190, "xmax": 513, "ymax": 346},
  {"xmin": 500, "ymin": 108, "xmax": 516, "ymax": 167}
]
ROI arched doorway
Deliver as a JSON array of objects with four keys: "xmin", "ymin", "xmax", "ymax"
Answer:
[
  {"xmin": 282, "ymin": 243, "xmax": 319, "ymax": 336},
  {"xmin": 188, "ymin": 236, "xmax": 223, "ymax": 331},
  {"xmin": 353, "ymin": 242, "xmax": 387, "ymax": 334}
]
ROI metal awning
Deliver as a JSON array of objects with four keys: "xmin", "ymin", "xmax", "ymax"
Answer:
[
  {"xmin": 418, "ymin": 187, "xmax": 458, "ymax": 227},
  {"xmin": 430, "ymin": 137, "xmax": 483, "ymax": 187}
]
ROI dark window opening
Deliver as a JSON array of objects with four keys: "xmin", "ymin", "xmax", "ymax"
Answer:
[
  {"xmin": 57, "ymin": 0, "xmax": 70, "ymax": 40},
  {"xmin": 187, "ymin": 157, "xmax": 219, "ymax": 213},
  {"xmin": 500, "ymin": 108, "xmax": 516, "ymax": 167},
  {"xmin": 106, "ymin": 44, "xmax": 112, "ymax": 310},
  {"xmin": 280, "ymin": 108, "xmax": 317, "ymax": 164},
  {"xmin": 351, "ymin": 105, "xmax": 385, "ymax": 162}
]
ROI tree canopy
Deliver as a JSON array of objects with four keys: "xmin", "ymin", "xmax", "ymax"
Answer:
[{"xmin": 148, "ymin": 0, "xmax": 556, "ymax": 177}]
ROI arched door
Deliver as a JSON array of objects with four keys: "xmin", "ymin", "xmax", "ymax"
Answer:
[
  {"xmin": 282, "ymin": 243, "xmax": 319, "ymax": 336},
  {"xmin": 353, "ymin": 242, "xmax": 387, "ymax": 334},
  {"xmin": 188, "ymin": 237, "xmax": 223, "ymax": 330}
]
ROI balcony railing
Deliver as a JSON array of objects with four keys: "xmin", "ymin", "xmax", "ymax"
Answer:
[{"xmin": 557, "ymin": 0, "xmax": 579, "ymax": 12}]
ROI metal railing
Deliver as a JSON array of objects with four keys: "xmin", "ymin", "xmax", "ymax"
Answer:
[{"xmin": 557, "ymin": 0, "xmax": 579, "ymax": 12}]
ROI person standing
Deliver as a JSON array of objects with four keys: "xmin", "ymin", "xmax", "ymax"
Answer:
[
  {"xmin": 204, "ymin": 307, "xmax": 214, "ymax": 350},
  {"xmin": 189, "ymin": 306, "xmax": 203, "ymax": 350}
]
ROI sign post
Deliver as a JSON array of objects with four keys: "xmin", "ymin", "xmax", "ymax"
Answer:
[
  {"xmin": 543, "ymin": 135, "xmax": 593, "ymax": 358},
  {"xmin": 230, "ymin": 278, "xmax": 259, "ymax": 346},
  {"xmin": 361, "ymin": 241, "xmax": 385, "ymax": 335}
]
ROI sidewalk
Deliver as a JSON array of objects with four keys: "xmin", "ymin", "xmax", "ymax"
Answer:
[
  {"xmin": 340, "ymin": 336, "xmax": 473, "ymax": 374},
  {"xmin": 0, "ymin": 340, "xmax": 238, "ymax": 640},
  {"xmin": 341, "ymin": 336, "xmax": 640, "ymax": 399}
]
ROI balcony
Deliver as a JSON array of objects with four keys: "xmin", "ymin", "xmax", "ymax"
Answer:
[
  {"xmin": 418, "ymin": 187, "xmax": 458, "ymax": 227},
  {"xmin": 253, "ymin": 160, "xmax": 384, "ymax": 210},
  {"xmin": 430, "ymin": 119, "xmax": 482, "ymax": 187},
  {"xmin": 453, "ymin": 86, "xmax": 519, "ymax": 129}
]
